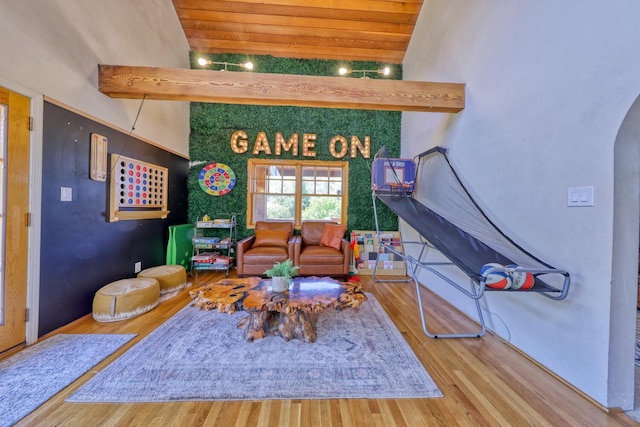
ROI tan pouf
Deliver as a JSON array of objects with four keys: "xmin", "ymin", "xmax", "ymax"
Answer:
[
  {"xmin": 137, "ymin": 264, "xmax": 188, "ymax": 302},
  {"xmin": 93, "ymin": 277, "xmax": 160, "ymax": 322}
]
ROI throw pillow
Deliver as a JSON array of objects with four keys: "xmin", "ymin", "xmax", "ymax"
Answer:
[
  {"xmin": 319, "ymin": 223, "xmax": 347, "ymax": 250},
  {"xmin": 253, "ymin": 230, "xmax": 290, "ymax": 248}
]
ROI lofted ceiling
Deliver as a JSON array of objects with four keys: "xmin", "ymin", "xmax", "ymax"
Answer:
[
  {"xmin": 100, "ymin": 1, "xmax": 466, "ymax": 113},
  {"xmin": 171, "ymin": 0, "xmax": 424, "ymax": 64}
]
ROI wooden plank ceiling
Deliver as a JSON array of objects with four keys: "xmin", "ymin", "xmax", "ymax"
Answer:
[
  {"xmin": 172, "ymin": 0, "xmax": 424, "ymax": 64},
  {"xmin": 100, "ymin": 1, "xmax": 467, "ymax": 113}
]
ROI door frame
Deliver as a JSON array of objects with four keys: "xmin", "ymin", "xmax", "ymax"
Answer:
[
  {"xmin": 0, "ymin": 77, "xmax": 43, "ymax": 346},
  {"xmin": 611, "ymin": 93, "xmax": 640, "ymax": 408}
]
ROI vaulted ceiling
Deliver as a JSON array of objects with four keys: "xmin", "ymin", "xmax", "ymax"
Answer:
[
  {"xmin": 171, "ymin": 0, "xmax": 424, "ymax": 64},
  {"xmin": 99, "ymin": 1, "xmax": 466, "ymax": 113}
]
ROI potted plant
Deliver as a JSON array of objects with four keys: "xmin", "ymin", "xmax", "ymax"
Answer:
[{"xmin": 264, "ymin": 259, "xmax": 299, "ymax": 292}]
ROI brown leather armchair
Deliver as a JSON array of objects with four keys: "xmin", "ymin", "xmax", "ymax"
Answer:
[
  {"xmin": 294, "ymin": 221, "xmax": 350, "ymax": 277},
  {"xmin": 236, "ymin": 221, "xmax": 295, "ymax": 277}
]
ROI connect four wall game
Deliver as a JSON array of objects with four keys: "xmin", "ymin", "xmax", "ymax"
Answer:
[{"xmin": 109, "ymin": 154, "xmax": 170, "ymax": 222}]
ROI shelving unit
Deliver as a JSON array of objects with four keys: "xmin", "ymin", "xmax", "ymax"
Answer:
[
  {"xmin": 351, "ymin": 230, "xmax": 407, "ymax": 277},
  {"xmin": 191, "ymin": 215, "xmax": 236, "ymax": 276}
]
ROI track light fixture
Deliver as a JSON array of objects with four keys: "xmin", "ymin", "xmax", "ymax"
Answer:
[
  {"xmin": 197, "ymin": 57, "xmax": 254, "ymax": 71},
  {"xmin": 338, "ymin": 66, "xmax": 391, "ymax": 78}
]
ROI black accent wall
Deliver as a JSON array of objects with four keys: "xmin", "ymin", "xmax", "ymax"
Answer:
[{"xmin": 39, "ymin": 102, "xmax": 189, "ymax": 336}]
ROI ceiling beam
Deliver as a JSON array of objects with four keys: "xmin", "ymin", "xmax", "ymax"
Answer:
[{"xmin": 98, "ymin": 65, "xmax": 465, "ymax": 113}]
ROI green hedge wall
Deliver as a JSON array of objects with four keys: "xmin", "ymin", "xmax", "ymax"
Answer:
[{"xmin": 188, "ymin": 53, "xmax": 401, "ymax": 239}]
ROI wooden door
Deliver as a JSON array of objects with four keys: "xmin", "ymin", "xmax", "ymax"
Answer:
[{"xmin": 0, "ymin": 87, "xmax": 30, "ymax": 352}]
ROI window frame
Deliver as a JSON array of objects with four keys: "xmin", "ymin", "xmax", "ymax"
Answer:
[{"xmin": 247, "ymin": 159, "xmax": 349, "ymax": 229}]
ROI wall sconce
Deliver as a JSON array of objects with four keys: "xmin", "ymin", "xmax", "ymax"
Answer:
[
  {"xmin": 338, "ymin": 66, "xmax": 391, "ymax": 78},
  {"xmin": 197, "ymin": 57, "xmax": 254, "ymax": 71}
]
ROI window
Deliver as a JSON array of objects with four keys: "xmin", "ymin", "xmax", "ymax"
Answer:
[{"xmin": 247, "ymin": 159, "xmax": 348, "ymax": 227}]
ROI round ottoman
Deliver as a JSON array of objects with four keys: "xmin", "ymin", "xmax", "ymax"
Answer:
[
  {"xmin": 137, "ymin": 264, "xmax": 188, "ymax": 302},
  {"xmin": 93, "ymin": 277, "xmax": 160, "ymax": 322}
]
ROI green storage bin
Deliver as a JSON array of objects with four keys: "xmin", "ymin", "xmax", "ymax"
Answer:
[{"xmin": 167, "ymin": 224, "xmax": 194, "ymax": 270}]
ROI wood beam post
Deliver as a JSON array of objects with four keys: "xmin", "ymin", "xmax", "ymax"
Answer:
[{"xmin": 98, "ymin": 65, "xmax": 465, "ymax": 113}]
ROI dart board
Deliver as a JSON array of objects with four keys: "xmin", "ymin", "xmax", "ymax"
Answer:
[
  {"xmin": 198, "ymin": 162, "xmax": 236, "ymax": 196},
  {"xmin": 113, "ymin": 154, "xmax": 167, "ymax": 208}
]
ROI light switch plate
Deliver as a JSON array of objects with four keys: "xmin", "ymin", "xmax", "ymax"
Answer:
[
  {"xmin": 60, "ymin": 187, "xmax": 72, "ymax": 202},
  {"xmin": 567, "ymin": 186, "xmax": 594, "ymax": 207}
]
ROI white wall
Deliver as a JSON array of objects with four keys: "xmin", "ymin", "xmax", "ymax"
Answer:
[
  {"xmin": 403, "ymin": 1, "xmax": 640, "ymax": 408},
  {"xmin": 0, "ymin": 0, "xmax": 190, "ymax": 345},
  {"xmin": 0, "ymin": 0, "xmax": 190, "ymax": 157}
]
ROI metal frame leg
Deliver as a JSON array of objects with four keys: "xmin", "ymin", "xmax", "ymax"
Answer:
[{"xmin": 409, "ymin": 260, "xmax": 486, "ymax": 339}]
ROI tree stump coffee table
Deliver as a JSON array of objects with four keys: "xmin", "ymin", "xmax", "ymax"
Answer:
[{"xmin": 189, "ymin": 276, "xmax": 367, "ymax": 342}]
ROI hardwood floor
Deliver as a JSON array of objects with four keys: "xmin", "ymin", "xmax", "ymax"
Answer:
[{"xmin": 8, "ymin": 271, "xmax": 639, "ymax": 426}]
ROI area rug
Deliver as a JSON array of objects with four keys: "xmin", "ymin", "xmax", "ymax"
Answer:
[
  {"xmin": 626, "ymin": 366, "xmax": 640, "ymax": 422},
  {"xmin": 67, "ymin": 294, "xmax": 442, "ymax": 402},
  {"xmin": 0, "ymin": 333, "xmax": 135, "ymax": 427},
  {"xmin": 636, "ymin": 317, "xmax": 640, "ymax": 367},
  {"xmin": 624, "ymin": 311, "xmax": 640, "ymax": 421}
]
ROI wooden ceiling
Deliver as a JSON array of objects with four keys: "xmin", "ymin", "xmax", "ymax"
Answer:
[
  {"xmin": 100, "ymin": 1, "xmax": 466, "ymax": 114},
  {"xmin": 172, "ymin": 0, "xmax": 424, "ymax": 64}
]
